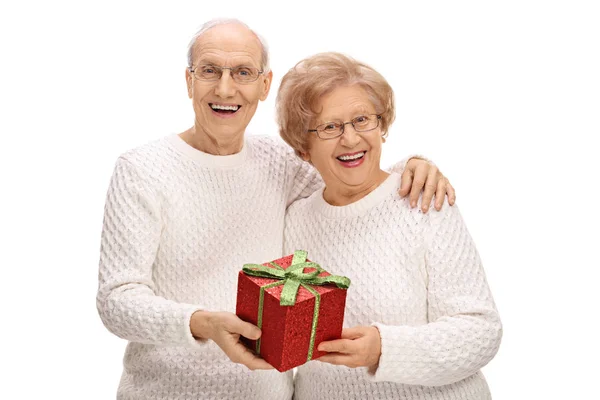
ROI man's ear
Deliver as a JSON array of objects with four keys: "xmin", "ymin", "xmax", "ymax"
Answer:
[
  {"xmin": 260, "ymin": 70, "xmax": 273, "ymax": 101},
  {"xmin": 185, "ymin": 68, "xmax": 193, "ymax": 99}
]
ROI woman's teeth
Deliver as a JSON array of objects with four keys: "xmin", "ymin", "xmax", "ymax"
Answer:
[{"xmin": 337, "ymin": 151, "xmax": 365, "ymax": 161}]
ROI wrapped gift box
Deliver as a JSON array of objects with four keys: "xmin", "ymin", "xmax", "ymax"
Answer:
[{"xmin": 236, "ymin": 250, "xmax": 350, "ymax": 372}]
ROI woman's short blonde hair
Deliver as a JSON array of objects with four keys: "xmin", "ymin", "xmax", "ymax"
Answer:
[{"xmin": 277, "ymin": 52, "xmax": 395, "ymax": 156}]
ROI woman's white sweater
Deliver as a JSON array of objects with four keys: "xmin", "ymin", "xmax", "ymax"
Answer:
[{"xmin": 284, "ymin": 173, "xmax": 502, "ymax": 400}]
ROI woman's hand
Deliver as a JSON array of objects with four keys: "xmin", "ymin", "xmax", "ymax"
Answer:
[
  {"xmin": 400, "ymin": 158, "xmax": 456, "ymax": 212},
  {"xmin": 317, "ymin": 326, "xmax": 382, "ymax": 369},
  {"xmin": 190, "ymin": 310, "xmax": 274, "ymax": 370}
]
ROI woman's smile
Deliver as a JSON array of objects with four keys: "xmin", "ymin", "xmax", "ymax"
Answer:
[{"xmin": 336, "ymin": 150, "xmax": 367, "ymax": 168}]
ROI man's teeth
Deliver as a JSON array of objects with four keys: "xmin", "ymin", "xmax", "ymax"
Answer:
[
  {"xmin": 337, "ymin": 152, "xmax": 365, "ymax": 161},
  {"xmin": 211, "ymin": 104, "xmax": 239, "ymax": 111}
]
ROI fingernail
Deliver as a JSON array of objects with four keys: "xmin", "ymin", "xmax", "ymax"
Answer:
[
  {"xmin": 423, "ymin": 206, "xmax": 428, "ymax": 212},
  {"xmin": 411, "ymin": 201, "xmax": 416, "ymax": 207}
]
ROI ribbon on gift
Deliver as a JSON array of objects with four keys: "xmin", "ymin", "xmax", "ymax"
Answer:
[
  {"xmin": 243, "ymin": 250, "xmax": 350, "ymax": 306},
  {"xmin": 242, "ymin": 250, "xmax": 351, "ymax": 360}
]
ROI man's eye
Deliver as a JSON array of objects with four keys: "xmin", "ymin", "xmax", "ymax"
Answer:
[{"xmin": 236, "ymin": 69, "xmax": 250, "ymax": 76}]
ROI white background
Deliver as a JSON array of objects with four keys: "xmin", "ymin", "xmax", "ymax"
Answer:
[{"xmin": 1, "ymin": 1, "xmax": 599, "ymax": 399}]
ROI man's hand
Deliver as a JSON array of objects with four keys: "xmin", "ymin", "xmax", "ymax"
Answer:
[
  {"xmin": 317, "ymin": 326, "xmax": 382, "ymax": 369},
  {"xmin": 399, "ymin": 158, "xmax": 456, "ymax": 212},
  {"xmin": 190, "ymin": 310, "xmax": 274, "ymax": 370}
]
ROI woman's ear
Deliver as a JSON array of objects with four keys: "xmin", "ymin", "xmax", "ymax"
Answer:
[{"xmin": 300, "ymin": 151, "xmax": 311, "ymax": 163}]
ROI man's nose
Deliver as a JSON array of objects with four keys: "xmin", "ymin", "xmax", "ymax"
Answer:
[{"xmin": 215, "ymin": 70, "xmax": 236, "ymax": 98}]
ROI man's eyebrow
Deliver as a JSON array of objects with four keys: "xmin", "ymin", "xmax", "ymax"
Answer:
[
  {"xmin": 195, "ymin": 59, "xmax": 258, "ymax": 68},
  {"xmin": 194, "ymin": 59, "xmax": 218, "ymax": 66}
]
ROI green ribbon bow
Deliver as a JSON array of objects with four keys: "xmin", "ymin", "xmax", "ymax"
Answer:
[
  {"xmin": 243, "ymin": 250, "xmax": 351, "ymax": 306},
  {"xmin": 242, "ymin": 250, "xmax": 351, "ymax": 360}
]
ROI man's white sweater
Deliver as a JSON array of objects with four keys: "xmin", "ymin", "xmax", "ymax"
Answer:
[
  {"xmin": 97, "ymin": 134, "xmax": 322, "ymax": 400},
  {"xmin": 284, "ymin": 173, "xmax": 502, "ymax": 400}
]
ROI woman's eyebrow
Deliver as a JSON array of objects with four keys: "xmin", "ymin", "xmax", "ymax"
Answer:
[
  {"xmin": 315, "ymin": 117, "xmax": 342, "ymax": 125},
  {"xmin": 318, "ymin": 110, "xmax": 373, "ymax": 124}
]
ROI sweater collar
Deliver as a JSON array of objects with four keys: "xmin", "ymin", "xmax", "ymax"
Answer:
[
  {"xmin": 312, "ymin": 173, "xmax": 400, "ymax": 219},
  {"xmin": 166, "ymin": 134, "xmax": 248, "ymax": 168}
]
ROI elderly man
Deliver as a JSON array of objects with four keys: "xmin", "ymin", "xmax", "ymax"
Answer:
[{"xmin": 97, "ymin": 19, "xmax": 455, "ymax": 400}]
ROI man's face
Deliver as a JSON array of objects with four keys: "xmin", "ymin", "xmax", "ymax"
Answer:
[{"xmin": 186, "ymin": 24, "xmax": 272, "ymax": 143}]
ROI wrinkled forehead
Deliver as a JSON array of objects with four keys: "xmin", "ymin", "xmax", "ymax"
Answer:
[
  {"xmin": 315, "ymin": 86, "xmax": 376, "ymax": 122},
  {"xmin": 192, "ymin": 24, "xmax": 262, "ymax": 67}
]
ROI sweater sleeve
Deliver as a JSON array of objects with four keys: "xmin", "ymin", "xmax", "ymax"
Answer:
[
  {"xmin": 96, "ymin": 157, "xmax": 204, "ymax": 347},
  {"xmin": 284, "ymin": 147, "xmax": 324, "ymax": 208},
  {"xmin": 370, "ymin": 203, "xmax": 502, "ymax": 386}
]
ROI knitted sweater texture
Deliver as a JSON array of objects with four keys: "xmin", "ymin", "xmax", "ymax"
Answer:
[
  {"xmin": 284, "ymin": 173, "xmax": 502, "ymax": 400},
  {"xmin": 97, "ymin": 134, "xmax": 321, "ymax": 400}
]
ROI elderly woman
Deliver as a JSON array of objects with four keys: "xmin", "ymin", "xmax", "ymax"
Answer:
[{"xmin": 277, "ymin": 53, "xmax": 502, "ymax": 400}]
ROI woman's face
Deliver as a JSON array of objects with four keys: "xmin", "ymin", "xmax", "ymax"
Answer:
[{"xmin": 302, "ymin": 85, "xmax": 385, "ymax": 195}]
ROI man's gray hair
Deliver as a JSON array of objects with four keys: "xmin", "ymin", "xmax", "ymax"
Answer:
[{"xmin": 186, "ymin": 18, "xmax": 270, "ymax": 73}]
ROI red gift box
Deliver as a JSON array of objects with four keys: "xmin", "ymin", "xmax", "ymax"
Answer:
[{"xmin": 236, "ymin": 250, "xmax": 350, "ymax": 372}]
